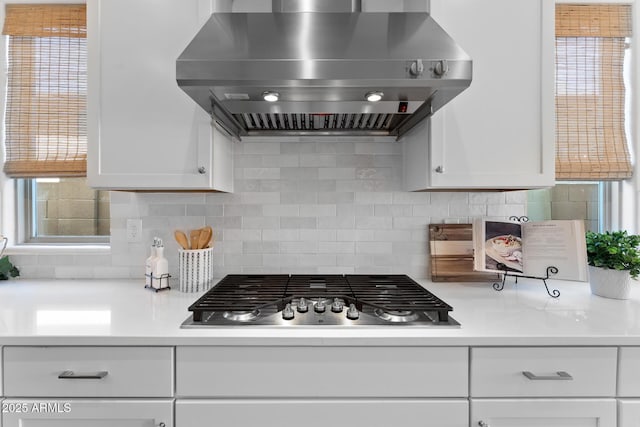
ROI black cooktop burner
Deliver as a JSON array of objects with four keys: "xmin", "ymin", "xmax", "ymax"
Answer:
[{"xmin": 182, "ymin": 274, "xmax": 459, "ymax": 327}]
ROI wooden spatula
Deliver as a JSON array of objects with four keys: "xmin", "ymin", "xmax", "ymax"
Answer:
[
  {"xmin": 189, "ymin": 229, "xmax": 201, "ymax": 250},
  {"xmin": 174, "ymin": 230, "xmax": 189, "ymax": 250},
  {"xmin": 196, "ymin": 226, "xmax": 213, "ymax": 249}
]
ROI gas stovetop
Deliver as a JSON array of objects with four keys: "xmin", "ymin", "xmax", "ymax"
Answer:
[{"xmin": 181, "ymin": 274, "xmax": 459, "ymax": 328}]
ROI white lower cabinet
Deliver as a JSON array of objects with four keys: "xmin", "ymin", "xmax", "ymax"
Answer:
[
  {"xmin": 2, "ymin": 399, "xmax": 173, "ymax": 427},
  {"xmin": 176, "ymin": 399, "xmax": 468, "ymax": 427},
  {"xmin": 619, "ymin": 399, "xmax": 640, "ymax": 427},
  {"xmin": 471, "ymin": 398, "xmax": 616, "ymax": 427}
]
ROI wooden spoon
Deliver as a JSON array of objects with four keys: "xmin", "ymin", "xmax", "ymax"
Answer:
[
  {"xmin": 174, "ymin": 230, "xmax": 189, "ymax": 250},
  {"xmin": 196, "ymin": 226, "xmax": 213, "ymax": 249},
  {"xmin": 189, "ymin": 229, "xmax": 201, "ymax": 250}
]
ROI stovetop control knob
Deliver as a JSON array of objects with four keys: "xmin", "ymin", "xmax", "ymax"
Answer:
[
  {"xmin": 346, "ymin": 303, "xmax": 359, "ymax": 320},
  {"xmin": 314, "ymin": 299, "xmax": 326, "ymax": 313},
  {"xmin": 297, "ymin": 297, "xmax": 308, "ymax": 313},
  {"xmin": 331, "ymin": 298, "xmax": 344, "ymax": 313},
  {"xmin": 282, "ymin": 303, "xmax": 295, "ymax": 320}
]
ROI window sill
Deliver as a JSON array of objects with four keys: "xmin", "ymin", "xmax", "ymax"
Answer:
[{"xmin": 5, "ymin": 245, "xmax": 111, "ymax": 256}]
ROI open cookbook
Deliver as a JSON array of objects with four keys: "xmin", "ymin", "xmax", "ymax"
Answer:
[{"xmin": 472, "ymin": 218, "xmax": 588, "ymax": 282}]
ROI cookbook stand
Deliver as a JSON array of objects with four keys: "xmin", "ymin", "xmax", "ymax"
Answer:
[
  {"xmin": 491, "ymin": 215, "xmax": 560, "ymax": 298},
  {"xmin": 492, "ymin": 264, "xmax": 560, "ymax": 298}
]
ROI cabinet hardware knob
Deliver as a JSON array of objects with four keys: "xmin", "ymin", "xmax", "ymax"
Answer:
[
  {"xmin": 478, "ymin": 421, "xmax": 489, "ymax": 427},
  {"xmin": 435, "ymin": 166, "xmax": 444, "ymax": 173},
  {"xmin": 158, "ymin": 423, "xmax": 166, "ymax": 427},
  {"xmin": 522, "ymin": 371, "xmax": 573, "ymax": 381},
  {"xmin": 197, "ymin": 166, "xmax": 206, "ymax": 174},
  {"xmin": 58, "ymin": 370, "xmax": 108, "ymax": 379}
]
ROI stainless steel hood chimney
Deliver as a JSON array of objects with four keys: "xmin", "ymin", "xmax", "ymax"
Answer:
[{"xmin": 176, "ymin": 0, "xmax": 472, "ymax": 140}]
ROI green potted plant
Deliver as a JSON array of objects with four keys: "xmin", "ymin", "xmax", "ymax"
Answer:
[
  {"xmin": 0, "ymin": 255, "xmax": 19, "ymax": 280},
  {"xmin": 586, "ymin": 230, "xmax": 640, "ymax": 299}
]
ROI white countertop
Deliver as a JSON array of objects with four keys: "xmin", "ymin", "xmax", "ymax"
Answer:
[{"xmin": 0, "ymin": 277, "xmax": 638, "ymax": 346}]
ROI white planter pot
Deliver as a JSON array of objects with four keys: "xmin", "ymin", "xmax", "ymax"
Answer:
[{"xmin": 588, "ymin": 265, "xmax": 632, "ymax": 300}]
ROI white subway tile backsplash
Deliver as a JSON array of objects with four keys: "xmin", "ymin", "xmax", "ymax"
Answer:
[
  {"xmin": 355, "ymin": 217, "xmax": 392, "ymax": 230},
  {"xmin": 336, "ymin": 229, "xmax": 375, "ymax": 241},
  {"xmin": 224, "ymin": 229, "xmax": 262, "ymax": 241},
  {"xmin": 300, "ymin": 205, "xmax": 336, "ymax": 217},
  {"xmin": 263, "ymin": 204, "xmax": 300, "ymax": 217},
  {"xmin": 262, "ymin": 154, "xmax": 300, "ymax": 167},
  {"xmin": 281, "ymin": 192, "xmax": 318, "ymax": 204},
  {"xmin": 243, "ymin": 168, "xmax": 281, "ymax": 180},
  {"xmin": 449, "ymin": 203, "xmax": 487, "ymax": 217},
  {"xmin": 243, "ymin": 216, "xmax": 280, "ymax": 229},
  {"xmin": 300, "ymin": 229, "xmax": 337, "ymax": 241},
  {"xmin": 469, "ymin": 192, "xmax": 505, "ymax": 205},
  {"xmin": 300, "ymin": 154, "xmax": 336, "ymax": 167},
  {"xmin": 355, "ymin": 192, "xmax": 393, "ymax": 204},
  {"xmin": 262, "ymin": 229, "xmax": 300, "ymax": 241},
  {"xmin": 242, "ymin": 142, "xmax": 281, "ymax": 154},
  {"xmin": 319, "ymin": 168, "xmax": 356, "ymax": 180},
  {"xmin": 281, "ymin": 167, "xmax": 319, "ymax": 180},
  {"xmin": 30, "ymin": 140, "xmax": 530, "ymax": 280},
  {"xmin": 374, "ymin": 204, "xmax": 412, "ymax": 217},
  {"xmin": 280, "ymin": 216, "xmax": 317, "ymax": 229},
  {"xmin": 356, "ymin": 241, "xmax": 393, "ymax": 254},
  {"xmin": 318, "ymin": 216, "xmax": 356, "ymax": 229},
  {"xmin": 318, "ymin": 192, "xmax": 355, "ymax": 204},
  {"xmin": 243, "ymin": 241, "xmax": 281, "ymax": 254},
  {"xmin": 299, "ymin": 254, "xmax": 337, "ymax": 266},
  {"xmin": 224, "ymin": 254, "xmax": 263, "ymax": 266}
]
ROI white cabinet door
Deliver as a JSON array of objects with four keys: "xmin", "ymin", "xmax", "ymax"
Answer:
[
  {"xmin": 471, "ymin": 399, "xmax": 616, "ymax": 427},
  {"xmin": 87, "ymin": 0, "xmax": 233, "ymax": 191},
  {"xmin": 2, "ymin": 399, "xmax": 172, "ymax": 427},
  {"xmin": 177, "ymin": 399, "xmax": 468, "ymax": 427},
  {"xmin": 620, "ymin": 399, "xmax": 640, "ymax": 427},
  {"xmin": 404, "ymin": 0, "xmax": 555, "ymax": 190}
]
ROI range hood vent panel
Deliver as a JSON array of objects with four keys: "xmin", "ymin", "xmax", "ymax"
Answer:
[{"xmin": 177, "ymin": 9, "xmax": 472, "ymax": 139}]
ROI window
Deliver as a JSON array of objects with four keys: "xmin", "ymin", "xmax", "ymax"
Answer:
[
  {"xmin": 2, "ymin": 4, "xmax": 108, "ymax": 244},
  {"xmin": 528, "ymin": 3, "xmax": 634, "ymax": 233}
]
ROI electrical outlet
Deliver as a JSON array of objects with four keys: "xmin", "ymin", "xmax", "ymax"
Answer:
[{"xmin": 126, "ymin": 219, "xmax": 143, "ymax": 243}]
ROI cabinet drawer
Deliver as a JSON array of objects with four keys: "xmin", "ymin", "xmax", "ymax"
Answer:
[
  {"xmin": 3, "ymin": 346, "xmax": 173, "ymax": 397},
  {"xmin": 176, "ymin": 399, "xmax": 468, "ymax": 427},
  {"xmin": 177, "ymin": 346, "xmax": 468, "ymax": 397},
  {"xmin": 2, "ymin": 399, "xmax": 173, "ymax": 427},
  {"xmin": 471, "ymin": 347, "xmax": 617, "ymax": 397},
  {"xmin": 618, "ymin": 347, "xmax": 640, "ymax": 396},
  {"xmin": 471, "ymin": 398, "xmax": 616, "ymax": 427}
]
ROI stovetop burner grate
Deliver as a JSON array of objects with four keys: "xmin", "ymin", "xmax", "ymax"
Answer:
[
  {"xmin": 187, "ymin": 274, "xmax": 454, "ymax": 324},
  {"xmin": 187, "ymin": 274, "xmax": 289, "ymax": 321}
]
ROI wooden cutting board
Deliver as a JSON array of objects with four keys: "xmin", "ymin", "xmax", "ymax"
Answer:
[{"xmin": 429, "ymin": 224, "xmax": 501, "ymax": 282}]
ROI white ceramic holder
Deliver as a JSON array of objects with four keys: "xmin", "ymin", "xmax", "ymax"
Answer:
[{"xmin": 178, "ymin": 247, "xmax": 214, "ymax": 293}]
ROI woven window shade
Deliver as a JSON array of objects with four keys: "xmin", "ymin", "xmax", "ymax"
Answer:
[
  {"xmin": 2, "ymin": 4, "xmax": 87, "ymax": 178},
  {"xmin": 555, "ymin": 4, "xmax": 632, "ymax": 180}
]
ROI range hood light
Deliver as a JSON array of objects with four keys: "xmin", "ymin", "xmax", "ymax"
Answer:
[
  {"xmin": 365, "ymin": 91, "xmax": 384, "ymax": 102},
  {"xmin": 263, "ymin": 91, "xmax": 280, "ymax": 102}
]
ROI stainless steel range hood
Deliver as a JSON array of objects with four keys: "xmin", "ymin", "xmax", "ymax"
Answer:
[{"xmin": 176, "ymin": 0, "xmax": 472, "ymax": 140}]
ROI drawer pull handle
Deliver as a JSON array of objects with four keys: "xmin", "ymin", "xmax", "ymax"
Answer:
[
  {"xmin": 478, "ymin": 422, "xmax": 490, "ymax": 427},
  {"xmin": 58, "ymin": 370, "xmax": 108, "ymax": 380},
  {"xmin": 522, "ymin": 371, "xmax": 573, "ymax": 381}
]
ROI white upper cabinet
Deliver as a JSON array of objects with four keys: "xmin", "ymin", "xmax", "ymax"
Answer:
[
  {"xmin": 87, "ymin": 0, "xmax": 233, "ymax": 191},
  {"xmin": 404, "ymin": 0, "xmax": 555, "ymax": 190}
]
